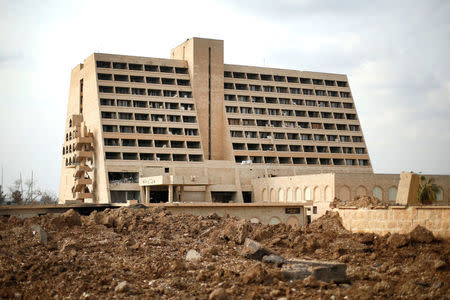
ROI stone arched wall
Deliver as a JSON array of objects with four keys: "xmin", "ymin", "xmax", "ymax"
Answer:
[
  {"xmin": 278, "ymin": 188, "xmax": 285, "ymax": 202},
  {"xmin": 305, "ymin": 187, "xmax": 312, "ymax": 201},
  {"xmin": 372, "ymin": 186, "xmax": 383, "ymax": 200},
  {"xmin": 250, "ymin": 217, "xmax": 260, "ymax": 224},
  {"xmin": 286, "ymin": 216, "xmax": 299, "ymax": 227},
  {"xmin": 295, "ymin": 187, "xmax": 302, "ymax": 202},
  {"xmin": 339, "ymin": 186, "xmax": 351, "ymax": 201},
  {"xmin": 269, "ymin": 217, "xmax": 281, "ymax": 225},
  {"xmin": 388, "ymin": 186, "xmax": 397, "ymax": 202},
  {"xmin": 314, "ymin": 186, "xmax": 320, "ymax": 202},
  {"xmin": 287, "ymin": 188, "xmax": 293, "ymax": 202},
  {"xmin": 436, "ymin": 187, "xmax": 443, "ymax": 201},
  {"xmin": 262, "ymin": 188, "xmax": 268, "ymax": 202},
  {"xmin": 356, "ymin": 185, "xmax": 367, "ymax": 197},
  {"xmin": 270, "ymin": 188, "xmax": 276, "ymax": 202}
]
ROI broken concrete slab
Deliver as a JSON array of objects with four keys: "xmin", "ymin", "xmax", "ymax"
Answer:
[
  {"xmin": 262, "ymin": 254, "xmax": 284, "ymax": 267},
  {"xmin": 281, "ymin": 259, "xmax": 347, "ymax": 283},
  {"xmin": 242, "ymin": 238, "xmax": 276, "ymax": 261}
]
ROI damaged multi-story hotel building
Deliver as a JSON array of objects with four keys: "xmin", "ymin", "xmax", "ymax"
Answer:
[{"xmin": 59, "ymin": 38, "xmax": 449, "ymax": 211}]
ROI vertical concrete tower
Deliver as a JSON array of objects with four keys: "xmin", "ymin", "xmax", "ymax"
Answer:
[{"xmin": 171, "ymin": 38, "xmax": 232, "ymax": 160}]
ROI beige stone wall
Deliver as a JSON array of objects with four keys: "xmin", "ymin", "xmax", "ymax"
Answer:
[
  {"xmin": 337, "ymin": 206, "xmax": 450, "ymax": 240},
  {"xmin": 335, "ymin": 173, "xmax": 400, "ymax": 203},
  {"xmin": 165, "ymin": 203, "xmax": 306, "ymax": 226},
  {"xmin": 334, "ymin": 173, "xmax": 450, "ymax": 205},
  {"xmin": 252, "ymin": 173, "xmax": 334, "ymax": 204}
]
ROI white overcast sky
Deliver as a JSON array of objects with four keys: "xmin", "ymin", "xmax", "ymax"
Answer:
[{"xmin": 0, "ymin": 0, "xmax": 449, "ymax": 193}]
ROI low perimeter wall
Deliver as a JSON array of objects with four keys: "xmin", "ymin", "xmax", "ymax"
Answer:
[
  {"xmin": 163, "ymin": 203, "xmax": 306, "ymax": 227},
  {"xmin": 337, "ymin": 206, "xmax": 450, "ymax": 240}
]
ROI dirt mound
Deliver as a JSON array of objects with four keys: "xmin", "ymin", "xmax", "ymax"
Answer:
[
  {"xmin": 410, "ymin": 225, "xmax": 434, "ymax": 243},
  {"xmin": 330, "ymin": 195, "xmax": 390, "ymax": 208},
  {"xmin": 0, "ymin": 207, "xmax": 448, "ymax": 299},
  {"xmin": 50, "ymin": 209, "xmax": 82, "ymax": 227}
]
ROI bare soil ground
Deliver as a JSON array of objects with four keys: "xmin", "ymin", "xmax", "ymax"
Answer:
[{"xmin": 0, "ymin": 207, "xmax": 449, "ymax": 299}]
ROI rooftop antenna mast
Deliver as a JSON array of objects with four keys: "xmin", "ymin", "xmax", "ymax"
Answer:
[
  {"xmin": 19, "ymin": 172, "xmax": 23, "ymax": 195},
  {"xmin": 30, "ymin": 170, "xmax": 34, "ymax": 202}
]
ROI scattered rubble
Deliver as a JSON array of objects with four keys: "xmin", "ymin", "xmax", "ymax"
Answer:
[
  {"xmin": 330, "ymin": 195, "xmax": 390, "ymax": 208},
  {"xmin": 281, "ymin": 259, "xmax": 347, "ymax": 283},
  {"xmin": 242, "ymin": 238, "xmax": 276, "ymax": 261},
  {"xmin": 0, "ymin": 207, "xmax": 448, "ymax": 298}
]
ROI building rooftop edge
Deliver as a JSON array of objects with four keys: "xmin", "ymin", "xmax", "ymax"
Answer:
[{"xmin": 84, "ymin": 52, "xmax": 349, "ymax": 77}]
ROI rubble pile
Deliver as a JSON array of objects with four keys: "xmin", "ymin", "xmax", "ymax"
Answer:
[
  {"xmin": 330, "ymin": 195, "xmax": 390, "ymax": 209},
  {"xmin": 0, "ymin": 208, "xmax": 448, "ymax": 299}
]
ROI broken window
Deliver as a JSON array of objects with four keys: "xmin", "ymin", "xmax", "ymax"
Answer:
[
  {"xmin": 112, "ymin": 62, "xmax": 127, "ymax": 69},
  {"xmin": 129, "ymin": 63, "xmax": 143, "ymax": 71},
  {"xmin": 96, "ymin": 61, "xmax": 111, "ymax": 68}
]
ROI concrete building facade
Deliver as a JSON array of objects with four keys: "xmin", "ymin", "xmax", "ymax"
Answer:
[{"xmin": 61, "ymin": 37, "xmax": 434, "ymax": 206}]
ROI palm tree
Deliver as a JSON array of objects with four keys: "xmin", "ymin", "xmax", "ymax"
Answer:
[{"xmin": 417, "ymin": 176, "xmax": 439, "ymax": 205}]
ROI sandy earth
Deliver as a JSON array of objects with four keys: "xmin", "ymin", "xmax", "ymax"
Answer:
[{"xmin": 0, "ymin": 207, "xmax": 448, "ymax": 299}]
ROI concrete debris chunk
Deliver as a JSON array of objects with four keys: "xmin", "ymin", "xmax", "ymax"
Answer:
[
  {"xmin": 220, "ymin": 219, "xmax": 250, "ymax": 244},
  {"xmin": 242, "ymin": 238, "xmax": 276, "ymax": 261},
  {"xmin": 262, "ymin": 254, "xmax": 284, "ymax": 267},
  {"xmin": 209, "ymin": 287, "xmax": 228, "ymax": 300},
  {"xmin": 186, "ymin": 249, "xmax": 201, "ymax": 262},
  {"xmin": 51, "ymin": 209, "xmax": 82, "ymax": 227},
  {"xmin": 281, "ymin": 259, "xmax": 347, "ymax": 283},
  {"xmin": 31, "ymin": 225, "xmax": 47, "ymax": 245},
  {"xmin": 115, "ymin": 281, "xmax": 129, "ymax": 293},
  {"xmin": 387, "ymin": 233, "xmax": 409, "ymax": 248}
]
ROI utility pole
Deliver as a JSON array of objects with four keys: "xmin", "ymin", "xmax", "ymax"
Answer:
[{"xmin": 19, "ymin": 172, "xmax": 23, "ymax": 195}]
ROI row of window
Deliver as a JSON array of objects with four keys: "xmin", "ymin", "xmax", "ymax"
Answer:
[
  {"xmin": 224, "ymin": 83, "xmax": 350, "ymax": 98},
  {"xmin": 98, "ymin": 73, "xmax": 190, "ymax": 86},
  {"xmin": 105, "ymin": 152, "xmax": 203, "ymax": 162},
  {"xmin": 102, "ymin": 125, "xmax": 199, "ymax": 136},
  {"xmin": 101, "ymin": 111, "xmax": 197, "ymax": 122},
  {"xmin": 232, "ymin": 143, "xmax": 366, "ymax": 154},
  {"xmin": 225, "ymin": 95, "xmax": 354, "ymax": 108},
  {"xmin": 96, "ymin": 61, "xmax": 189, "ymax": 74},
  {"xmin": 229, "ymin": 130, "xmax": 363, "ymax": 142},
  {"xmin": 100, "ymin": 99, "xmax": 195, "ymax": 110},
  {"xmin": 228, "ymin": 120, "xmax": 361, "ymax": 132},
  {"xmin": 224, "ymin": 71, "xmax": 348, "ymax": 87},
  {"xmin": 226, "ymin": 106, "xmax": 357, "ymax": 120},
  {"xmin": 104, "ymin": 139, "xmax": 201, "ymax": 149},
  {"xmin": 99, "ymin": 86, "xmax": 192, "ymax": 98},
  {"xmin": 233, "ymin": 155, "xmax": 369, "ymax": 166}
]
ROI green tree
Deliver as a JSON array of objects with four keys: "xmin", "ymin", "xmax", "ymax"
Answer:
[{"xmin": 417, "ymin": 176, "xmax": 439, "ymax": 205}]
